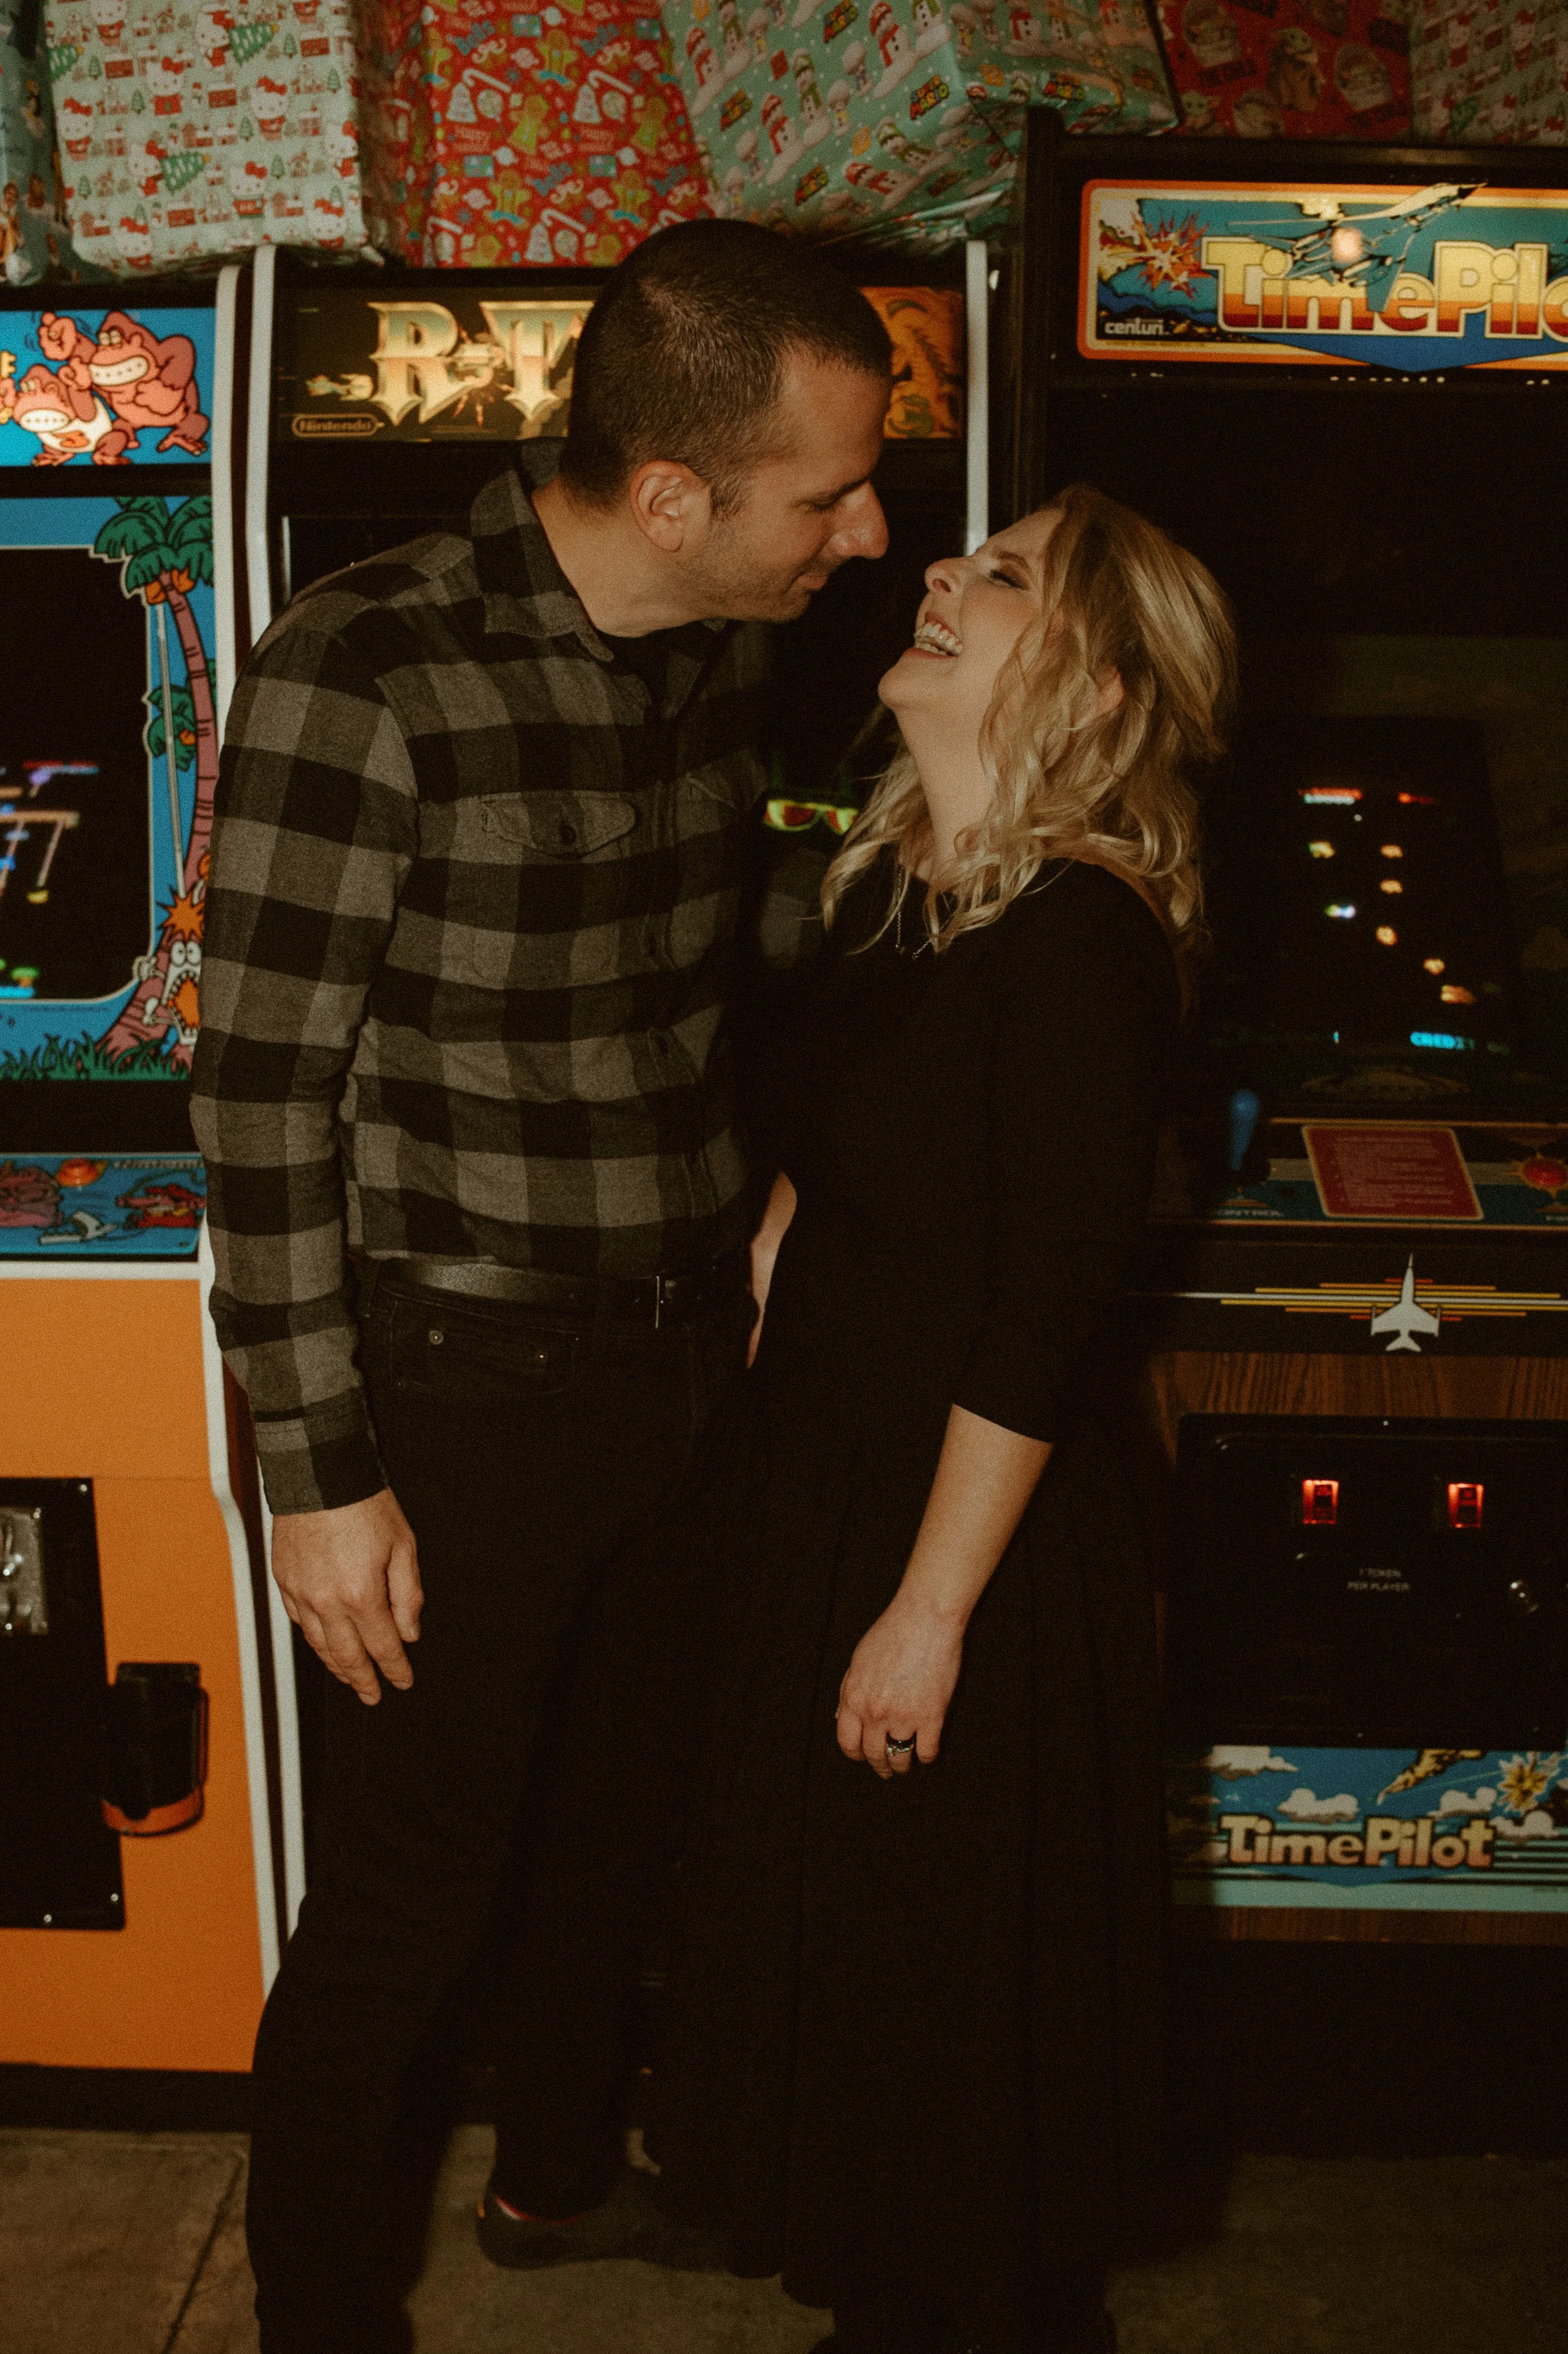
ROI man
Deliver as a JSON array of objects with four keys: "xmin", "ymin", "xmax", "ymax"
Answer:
[{"xmin": 190, "ymin": 220, "xmax": 890, "ymax": 2354}]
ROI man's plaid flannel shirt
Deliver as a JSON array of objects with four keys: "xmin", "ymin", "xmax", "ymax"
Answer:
[{"xmin": 189, "ymin": 455, "xmax": 770, "ymax": 1516}]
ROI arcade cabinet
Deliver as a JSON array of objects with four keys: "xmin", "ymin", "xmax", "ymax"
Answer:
[
  {"xmin": 0, "ymin": 271, "xmax": 293, "ymax": 2072},
  {"xmin": 1007, "ymin": 115, "xmax": 1568, "ymax": 1942}
]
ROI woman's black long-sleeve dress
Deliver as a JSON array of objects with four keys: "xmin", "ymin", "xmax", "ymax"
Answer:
[{"xmin": 651, "ymin": 858, "xmax": 1179, "ymax": 2343}]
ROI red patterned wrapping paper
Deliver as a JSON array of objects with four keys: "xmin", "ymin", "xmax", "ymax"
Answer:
[
  {"xmin": 1151, "ymin": 0, "xmax": 1412, "ymax": 136},
  {"xmin": 358, "ymin": 0, "xmax": 713, "ymax": 267}
]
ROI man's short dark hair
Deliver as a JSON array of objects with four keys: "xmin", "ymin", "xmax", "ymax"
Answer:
[{"xmin": 557, "ymin": 220, "xmax": 892, "ymax": 516}]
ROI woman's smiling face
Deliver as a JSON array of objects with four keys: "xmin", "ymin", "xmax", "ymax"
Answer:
[{"xmin": 878, "ymin": 510, "xmax": 1059, "ymax": 732}]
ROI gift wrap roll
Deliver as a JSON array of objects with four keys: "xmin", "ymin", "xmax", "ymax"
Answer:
[
  {"xmin": 2, "ymin": 0, "xmax": 81, "ymax": 283},
  {"xmin": 668, "ymin": 0, "xmax": 1176, "ymax": 244},
  {"xmin": 45, "ymin": 0, "xmax": 368, "ymax": 274},
  {"xmin": 1411, "ymin": 0, "xmax": 1568, "ymax": 144},
  {"xmin": 356, "ymin": 0, "xmax": 713, "ymax": 269},
  {"xmin": 1151, "ymin": 0, "xmax": 1413, "ymax": 139}
]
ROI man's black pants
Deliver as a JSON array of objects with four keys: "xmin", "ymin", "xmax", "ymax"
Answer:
[{"xmin": 246, "ymin": 1265, "xmax": 753, "ymax": 2353}]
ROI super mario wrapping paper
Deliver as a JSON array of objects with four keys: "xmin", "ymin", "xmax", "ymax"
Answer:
[
  {"xmin": 3, "ymin": 0, "xmax": 80, "ymax": 280},
  {"xmin": 1412, "ymin": 0, "xmax": 1568, "ymax": 141},
  {"xmin": 44, "ymin": 0, "xmax": 368, "ymax": 274},
  {"xmin": 666, "ymin": 0, "xmax": 1176, "ymax": 243},
  {"xmin": 356, "ymin": 0, "xmax": 713, "ymax": 269},
  {"xmin": 1151, "ymin": 0, "xmax": 1412, "ymax": 138}
]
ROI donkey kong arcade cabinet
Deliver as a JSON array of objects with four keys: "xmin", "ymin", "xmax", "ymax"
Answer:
[{"xmin": 0, "ymin": 271, "xmax": 292, "ymax": 2078}]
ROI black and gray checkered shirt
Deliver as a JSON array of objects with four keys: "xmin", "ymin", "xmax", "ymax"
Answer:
[{"xmin": 190, "ymin": 451, "xmax": 770, "ymax": 1514}]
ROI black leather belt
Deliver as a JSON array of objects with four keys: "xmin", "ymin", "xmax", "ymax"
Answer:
[{"xmin": 369, "ymin": 1245, "xmax": 750, "ymax": 1328}]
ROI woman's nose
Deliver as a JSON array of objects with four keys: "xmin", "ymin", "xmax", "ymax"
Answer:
[{"xmin": 924, "ymin": 554, "xmax": 966, "ymax": 597}]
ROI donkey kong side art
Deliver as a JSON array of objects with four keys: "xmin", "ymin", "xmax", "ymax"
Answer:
[{"xmin": 37, "ymin": 310, "xmax": 208, "ymax": 463}]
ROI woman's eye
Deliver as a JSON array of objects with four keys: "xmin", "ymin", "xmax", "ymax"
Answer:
[{"xmin": 987, "ymin": 566, "xmax": 1026, "ymax": 588}]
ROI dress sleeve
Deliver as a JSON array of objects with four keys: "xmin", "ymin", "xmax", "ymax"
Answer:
[{"xmin": 951, "ymin": 867, "xmax": 1177, "ymax": 1445}]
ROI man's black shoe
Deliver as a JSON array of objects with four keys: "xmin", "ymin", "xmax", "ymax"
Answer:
[{"xmin": 476, "ymin": 2165, "xmax": 726, "ymax": 2272}]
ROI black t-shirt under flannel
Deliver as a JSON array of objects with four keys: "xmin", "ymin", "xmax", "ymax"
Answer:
[{"xmin": 190, "ymin": 453, "xmax": 771, "ymax": 1515}]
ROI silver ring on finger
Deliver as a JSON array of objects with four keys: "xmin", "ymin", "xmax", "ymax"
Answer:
[{"xmin": 885, "ymin": 1733, "xmax": 916, "ymax": 1758}]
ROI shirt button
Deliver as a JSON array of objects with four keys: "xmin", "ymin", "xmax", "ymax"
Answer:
[{"xmin": 559, "ymin": 821, "xmax": 578, "ymax": 847}]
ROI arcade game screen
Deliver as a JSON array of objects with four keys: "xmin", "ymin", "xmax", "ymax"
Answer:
[
  {"xmin": 0, "ymin": 549, "xmax": 152, "ymax": 1011},
  {"xmin": 1202, "ymin": 714, "xmax": 1520, "ymax": 1078}
]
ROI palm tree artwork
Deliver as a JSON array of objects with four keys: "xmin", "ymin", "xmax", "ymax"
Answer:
[{"xmin": 91, "ymin": 495, "xmax": 217, "ymax": 1072}]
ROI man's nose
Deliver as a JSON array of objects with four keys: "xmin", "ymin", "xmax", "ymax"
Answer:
[{"xmin": 829, "ymin": 484, "xmax": 890, "ymax": 562}]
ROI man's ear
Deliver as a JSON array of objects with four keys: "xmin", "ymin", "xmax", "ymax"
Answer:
[{"xmin": 627, "ymin": 459, "xmax": 711, "ymax": 554}]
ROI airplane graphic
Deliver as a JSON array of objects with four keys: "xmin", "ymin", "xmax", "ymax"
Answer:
[
  {"xmin": 1243, "ymin": 182, "xmax": 1483, "ymax": 306},
  {"xmin": 1369, "ymin": 1254, "xmax": 1442, "ymax": 1353}
]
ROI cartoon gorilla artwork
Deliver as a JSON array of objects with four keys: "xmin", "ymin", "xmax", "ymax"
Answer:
[
  {"xmin": 0, "ymin": 359, "xmax": 115, "ymax": 463},
  {"xmin": 37, "ymin": 309, "xmax": 208, "ymax": 463}
]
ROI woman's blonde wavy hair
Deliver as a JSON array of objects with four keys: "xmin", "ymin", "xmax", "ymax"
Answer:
[{"xmin": 821, "ymin": 483, "xmax": 1237, "ymax": 963}]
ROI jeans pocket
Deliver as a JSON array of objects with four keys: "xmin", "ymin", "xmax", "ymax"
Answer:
[{"xmin": 388, "ymin": 1295, "xmax": 583, "ymax": 1412}]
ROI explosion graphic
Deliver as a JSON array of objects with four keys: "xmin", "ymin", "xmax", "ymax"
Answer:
[
  {"xmin": 1496, "ymin": 1752, "xmax": 1559, "ymax": 1818},
  {"xmin": 1098, "ymin": 205, "xmax": 1205, "ymax": 298}
]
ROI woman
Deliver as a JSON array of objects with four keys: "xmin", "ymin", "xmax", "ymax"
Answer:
[{"xmin": 650, "ymin": 486, "xmax": 1236, "ymax": 2354}]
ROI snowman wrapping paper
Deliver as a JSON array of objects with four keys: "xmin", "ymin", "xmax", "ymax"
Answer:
[
  {"xmin": 1411, "ymin": 0, "xmax": 1568, "ymax": 142},
  {"xmin": 3, "ymin": 0, "xmax": 81, "ymax": 280},
  {"xmin": 356, "ymin": 0, "xmax": 713, "ymax": 269},
  {"xmin": 667, "ymin": 0, "xmax": 1175, "ymax": 243},
  {"xmin": 44, "ymin": 0, "xmax": 368, "ymax": 273},
  {"xmin": 1150, "ymin": 0, "xmax": 1411, "ymax": 138}
]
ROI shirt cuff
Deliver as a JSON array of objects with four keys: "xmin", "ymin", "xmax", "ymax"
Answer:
[{"xmin": 253, "ymin": 1391, "xmax": 388, "ymax": 1517}]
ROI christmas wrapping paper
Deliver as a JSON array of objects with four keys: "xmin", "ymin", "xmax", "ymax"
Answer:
[
  {"xmin": 1152, "ymin": 0, "xmax": 1411, "ymax": 137},
  {"xmin": 1411, "ymin": 0, "xmax": 1568, "ymax": 141},
  {"xmin": 356, "ymin": 0, "xmax": 713, "ymax": 269},
  {"xmin": 45, "ymin": 0, "xmax": 367, "ymax": 274},
  {"xmin": 668, "ymin": 0, "xmax": 1176, "ymax": 243},
  {"xmin": 3, "ymin": 0, "xmax": 77, "ymax": 280}
]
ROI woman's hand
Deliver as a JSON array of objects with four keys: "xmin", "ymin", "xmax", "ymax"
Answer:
[{"xmin": 836, "ymin": 1593, "xmax": 965, "ymax": 1780}]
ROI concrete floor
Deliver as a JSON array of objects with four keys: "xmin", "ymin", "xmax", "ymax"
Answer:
[{"xmin": 5, "ymin": 2125, "xmax": 1567, "ymax": 2354}]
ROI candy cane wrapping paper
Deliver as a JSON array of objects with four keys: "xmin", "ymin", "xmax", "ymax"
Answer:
[{"xmin": 46, "ymin": 0, "xmax": 368, "ymax": 273}]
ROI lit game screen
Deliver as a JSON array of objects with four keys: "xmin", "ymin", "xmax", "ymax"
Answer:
[
  {"xmin": 0, "ymin": 548, "xmax": 152, "ymax": 1013},
  {"xmin": 1199, "ymin": 716, "xmax": 1521, "ymax": 1092}
]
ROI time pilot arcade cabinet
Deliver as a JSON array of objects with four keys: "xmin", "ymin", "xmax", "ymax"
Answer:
[
  {"xmin": 1008, "ymin": 114, "xmax": 1568, "ymax": 1944},
  {"xmin": 0, "ymin": 271, "xmax": 290, "ymax": 2078}
]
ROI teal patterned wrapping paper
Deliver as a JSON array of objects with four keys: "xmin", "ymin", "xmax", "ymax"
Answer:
[
  {"xmin": 668, "ymin": 0, "xmax": 1177, "ymax": 243},
  {"xmin": 2, "ymin": 0, "xmax": 78, "ymax": 282}
]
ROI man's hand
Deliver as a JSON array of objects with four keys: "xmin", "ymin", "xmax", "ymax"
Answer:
[{"xmin": 271, "ymin": 1489, "xmax": 422, "ymax": 1706}]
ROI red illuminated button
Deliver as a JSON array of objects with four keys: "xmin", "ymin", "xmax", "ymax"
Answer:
[
  {"xmin": 1301, "ymin": 1478, "xmax": 1339, "ymax": 1526},
  {"xmin": 1447, "ymin": 1482, "xmax": 1484, "ymax": 1530}
]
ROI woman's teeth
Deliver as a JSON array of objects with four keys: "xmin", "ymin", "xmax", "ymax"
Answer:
[{"xmin": 912, "ymin": 619, "xmax": 962, "ymax": 657}]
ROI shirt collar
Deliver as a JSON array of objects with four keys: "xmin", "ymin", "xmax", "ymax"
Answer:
[{"xmin": 470, "ymin": 449, "xmax": 728, "ymax": 685}]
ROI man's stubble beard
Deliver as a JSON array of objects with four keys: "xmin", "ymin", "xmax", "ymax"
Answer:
[{"xmin": 693, "ymin": 526, "xmax": 844, "ymax": 625}]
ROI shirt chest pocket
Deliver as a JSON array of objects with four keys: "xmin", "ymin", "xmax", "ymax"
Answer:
[{"xmin": 430, "ymin": 791, "xmax": 641, "ymax": 990}]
